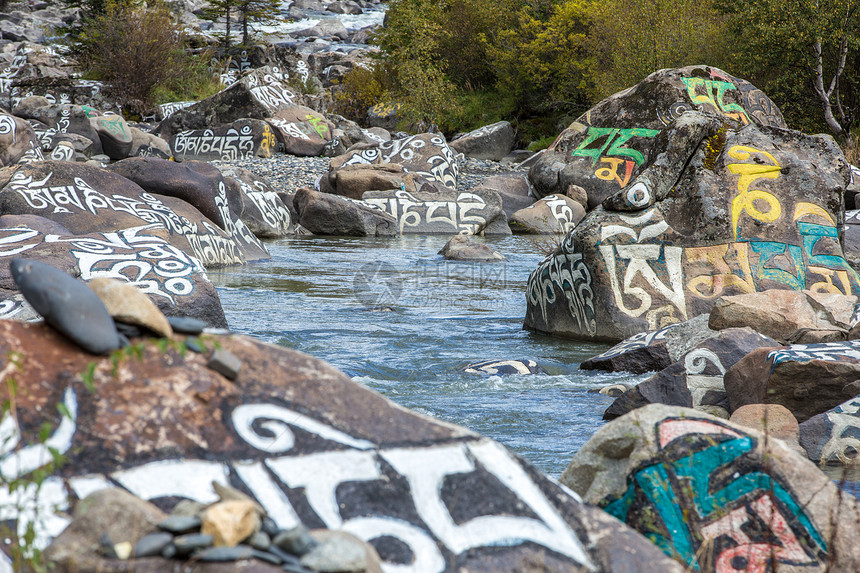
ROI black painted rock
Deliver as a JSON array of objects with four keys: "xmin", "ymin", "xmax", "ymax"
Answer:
[
  {"xmin": 362, "ymin": 188, "xmax": 510, "ymax": 235},
  {"xmin": 524, "ymin": 111, "xmax": 852, "ymax": 342},
  {"xmin": 724, "ymin": 341, "xmax": 860, "ymax": 422},
  {"xmin": 294, "ymin": 188, "xmax": 397, "ymax": 236},
  {"xmin": 580, "ymin": 314, "xmax": 714, "ymax": 374},
  {"xmin": 0, "ymin": 112, "xmax": 44, "ymax": 165},
  {"xmin": 799, "ymin": 396, "xmax": 860, "ymax": 466},
  {"xmin": 1, "ymin": 321, "xmax": 683, "ymax": 573},
  {"xmin": 10, "ymin": 258, "xmax": 120, "ymax": 354},
  {"xmin": 157, "ymin": 67, "xmax": 303, "ymax": 140},
  {"xmin": 460, "ymin": 359, "xmax": 543, "ymax": 375},
  {"xmin": 509, "ymin": 194, "xmax": 585, "ymax": 234},
  {"xmin": 171, "ymin": 119, "xmax": 278, "ymax": 162},
  {"xmin": 560, "ymin": 404, "xmax": 860, "ymax": 571},
  {"xmin": 0, "ymin": 224, "xmax": 228, "ymax": 328},
  {"xmin": 267, "ymin": 106, "xmax": 334, "ymax": 157},
  {"xmin": 327, "ymin": 132, "xmax": 459, "ymax": 191},
  {"xmin": 604, "ymin": 327, "xmax": 778, "ymax": 420},
  {"xmin": 529, "ymin": 65, "xmax": 787, "ymax": 206},
  {"xmin": 218, "ymin": 166, "xmax": 294, "ymax": 238},
  {"xmin": 449, "ymin": 121, "xmax": 516, "ymax": 161}
]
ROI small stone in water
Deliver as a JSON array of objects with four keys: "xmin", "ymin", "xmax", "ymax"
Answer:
[
  {"xmin": 158, "ymin": 515, "xmax": 202, "ymax": 534},
  {"xmin": 196, "ymin": 545, "xmax": 255, "ymax": 561},
  {"xmin": 207, "ymin": 348, "xmax": 242, "ymax": 380},
  {"xmin": 173, "ymin": 532, "xmax": 214, "ymax": 556},
  {"xmin": 168, "ymin": 315, "xmax": 207, "ymax": 334},
  {"xmin": 273, "ymin": 525, "xmax": 318, "ymax": 556},
  {"xmin": 134, "ymin": 532, "xmax": 174, "ymax": 558}
]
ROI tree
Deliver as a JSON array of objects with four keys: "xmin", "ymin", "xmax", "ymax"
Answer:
[
  {"xmin": 204, "ymin": 0, "xmax": 280, "ymax": 46},
  {"xmin": 717, "ymin": 0, "xmax": 860, "ymax": 136},
  {"xmin": 586, "ymin": 0, "xmax": 730, "ymax": 98}
]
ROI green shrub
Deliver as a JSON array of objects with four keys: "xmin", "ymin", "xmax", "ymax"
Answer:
[{"xmin": 331, "ymin": 63, "xmax": 392, "ymax": 122}]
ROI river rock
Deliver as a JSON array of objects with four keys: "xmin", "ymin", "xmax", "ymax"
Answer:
[
  {"xmin": 438, "ymin": 235, "xmax": 505, "ymax": 262},
  {"xmin": 171, "ymin": 119, "xmax": 278, "ymax": 162},
  {"xmin": 580, "ymin": 313, "xmax": 714, "ymax": 373},
  {"xmin": 0, "ymin": 223, "xmax": 226, "ymax": 327},
  {"xmin": 45, "ymin": 488, "xmax": 166, "ymax": 567},
  {"xmin": 604, "ymin": 327, "xmax": 779, "ymax": 419},
  {"xmin": 724, "ymin": 341, "xmax": 860, "ymax": 422},
  {"xmin": 363, "ymin": 188, "xmax": 510, "ymax": 235},
  {"xmin": 218, "ymin": 165, "xmax": 294, "ymax": 237},
  {"xmin": 0, "ymin": 112, "xmax": 44, "ymax": 165},
  {"xmin": 157, "ymin": 66, "xmax": 303, "ymax": 140},
  {"xmin": 449, "ymin": 121, "xmax": 516, "ymax": 161},
  {"xmin": 560, "ymin": 404, "xmax": 860, "ymax": 571},
  {"xmin": 320, "ymin": 163, "xmax": 418, "ymax": 199},
  {"xmin": 90, "ymin": 112, "xmax": 133, "ymax": 159},
  {"xmin": 267, "ymin": 106, "xmax": 334, "ymax": 156},
  {"xmin": 509, "ymin": 194, "xmax": 584, "ymax": 234},
  {"xmin": 1, "ymin": 319, "xmax": 682, "ymax": 573},
  {"xmin": 88, "ymin": 277, "xmax": 173, "ymax": 339},
  {"xmin": 523, "ymin": 109, "xmax": 852, "ymax": 342},
  {"xmin": 10, "ymin": 258, "xmax": 120, "ymax": 354},
  {"xmin": 294, "ymin": 188, "xmax": 397, "ymax": 236},
  {"xmin": 529, "ymin": 65, "xmax": 787, "ymax": 205},
  {"xmin": 799, "ymin": 396, "xmax": 860, "ymax": 465},
  {"xmin": 327, "ymin": 132, "xmax": 458, "ymax": 191},
  {"xmin": 709, "ymin": 289, "xmax": 855, "ymax": 344},
  {"xmin": 472, "ymin": 173, "xmax": 534, "ymax": 219}
]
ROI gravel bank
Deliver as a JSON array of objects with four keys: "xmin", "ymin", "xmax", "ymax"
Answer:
[{"xmin": 212, "ymin": 153, "xmax": 530, "ymax": 195}]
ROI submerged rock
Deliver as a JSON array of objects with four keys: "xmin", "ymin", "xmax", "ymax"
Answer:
[{"xmin": 438, "ymin": 235, "xmax": 505, "ymax": 262}]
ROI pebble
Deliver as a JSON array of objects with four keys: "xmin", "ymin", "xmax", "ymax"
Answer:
[
  {"xmin": 207, "ymin": 348, "xmax": 242, "ymax": 380},
  {"xmin": 196, "ymin": 545, "xmax": 255, "ymax": 562},
  {"xmin": 172, "ymin": 532, "xmax": 214, "ymax": 557},
  {"xmin": 248, "ymin": 531, "xmax": 272, "ymax": 551},
  {"xmin": 134, "ymin": 532, "xmax": 174, "ymax": 558},
  {"xmin": 273, "ymin": 525, "xmax": 318, "ymax": 557},
  {"xmin": 158, "ymin": 515, "xmax": 202, "ymax": 534},
  {"xmin": 167, "ymin": 315, "xmax": 207, "ymax": 335}
]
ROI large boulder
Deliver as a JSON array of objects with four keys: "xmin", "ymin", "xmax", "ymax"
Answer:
[
  {"xmin": 320, "ymin": 163, "xmax": 419, "ymax": 199},
  {"xmin": 171, "ymin": 119, "xmax": 278, "ymax": 162},
  {"xmin": 560, "ymin": 404, "xmax": 860, "ymax": 571},
  {"xmin": 471, "ymin": 173, "xmax": 534, "ymax": 219},
  {"xmin": 0, "ymin": 224, "xmax": 227, "ymax": 327},
  {"xmin": 603, "ymin": 326, "xmax": 779, "ymax": 419},
  {"xmin": 0, "ymin": 320, "xmax": 682, "ymax": 573},
  {"xmin": 266, "ymin": 105, "xmax": 334, "ymax": 157},
  {"xmin": 19, "ymin": 103, "xmax": 106, "ymax": 156},
  {"xmin": 294, "ymin": 188, "xmax": 398, "ymax": 236},
  {"xmin": 326, "ymin": 132, "xmax": 459, "ymax": 191},
  {"xmin": 217, "ymin": 165, "xmax": 294, "ymax": 238},
  {"xmin": 524, "ymin": 111, "xmax": 852, "ymax": 342},
  {"xmin": 0, "ymin": 111, "xmax": 43, "ymax": 165},
  {"xmin": 724, "ymin": 341, "xmax": 860, "ymax": 422},
  {"xmin": 799, "ymin": 396, "xmax": 860, "ymax": 466},
  {"xmin": 509, "ymin": 194, "xmax": 585, "ymax": 234},
  {"xmin": 449, "ymin": 121, "xmax": 516, "ymax": 161},
  {"xmin": 157, "ymin": 67, "xmax": 303, "ymax": 140},
  {"xmin": 529, "ymin": 65, "xmax": 787, "ymax": 206},
  {"xmin": 362, "ymin": 188, "xmax": 510, "ymax": 235}
]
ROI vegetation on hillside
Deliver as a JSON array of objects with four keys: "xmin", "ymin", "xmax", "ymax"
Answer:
[{"xmin": 337, "ymin": 0, "xmax": 860, "ymax": 149}]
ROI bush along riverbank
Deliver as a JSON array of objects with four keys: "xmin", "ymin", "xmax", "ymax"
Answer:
[{"xmin": 2, "ymin": 0, "xmax": 860, "ymax": 570}]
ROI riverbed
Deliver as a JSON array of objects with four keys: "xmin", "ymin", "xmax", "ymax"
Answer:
[{"xmin": 207, "ymin": 234, "xmax": 650, "ymax": 477}]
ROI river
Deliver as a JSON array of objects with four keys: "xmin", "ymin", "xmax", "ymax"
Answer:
[{"xmin": 207, "ymin": 234, "xmax": 649, "ymax": 478}]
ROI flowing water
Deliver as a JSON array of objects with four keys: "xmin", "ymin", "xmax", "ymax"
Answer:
[{"xmin": 207, "ymin": 235, "xmax": 649, "ymax": 478}]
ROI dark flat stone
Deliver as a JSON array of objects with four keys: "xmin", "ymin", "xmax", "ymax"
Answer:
[
  {"xmin": 173, "ymin": 532, "xmax": 213, "ymax": 556},
  {"xmin": 196, "ymin": 545, "xmax": 255, "ymax": 562},
  {"xmin": 207, "ymin": 347, "xmax": 242, "ymax": 380},
  {"xmin": 10, "ymin": 258, "xmax": 120, "ymax": 355},
  {"xmin": 167, "ymin": 315, "xmax": 207, "ymax": 334},
  {"xmin": 158, "ymin": 515, "xmax": 201, "ymax": 534},
  {"xmin": 273, "ymin": 525, "xmax": 317, "ymax": 557},
  {"xmin": 252, "ymin": 549, "xmax": 282, "ymax": 564},
  {"xmin": 134, "ymin": 532, "xmax": 174, "ymax": 558},
  {"xmin": 248, "ymin": 531, "xmax": 272, "ymax": 551}
]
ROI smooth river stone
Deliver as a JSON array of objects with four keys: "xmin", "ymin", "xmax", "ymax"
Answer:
[
  {"xmin": 9, "ymin": 258, "xmax": 120, "ymax": 355},
  {"xmin": 167, "ymin": 315, "xmax": 207, "ymax": 334}
]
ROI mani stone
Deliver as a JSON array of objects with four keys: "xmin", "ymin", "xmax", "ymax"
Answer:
[
  {"xmin": 207, "ymin": 348, "xmax": 242, "ymax": 380},
  {"xmin": 10, "ymin": 258, "xmax": 120, "ymax": 355}
]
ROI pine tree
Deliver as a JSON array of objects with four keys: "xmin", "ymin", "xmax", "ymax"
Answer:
[{"xmin": 204, "ymin": 0, "xmax": 280, "ymax": 46}]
